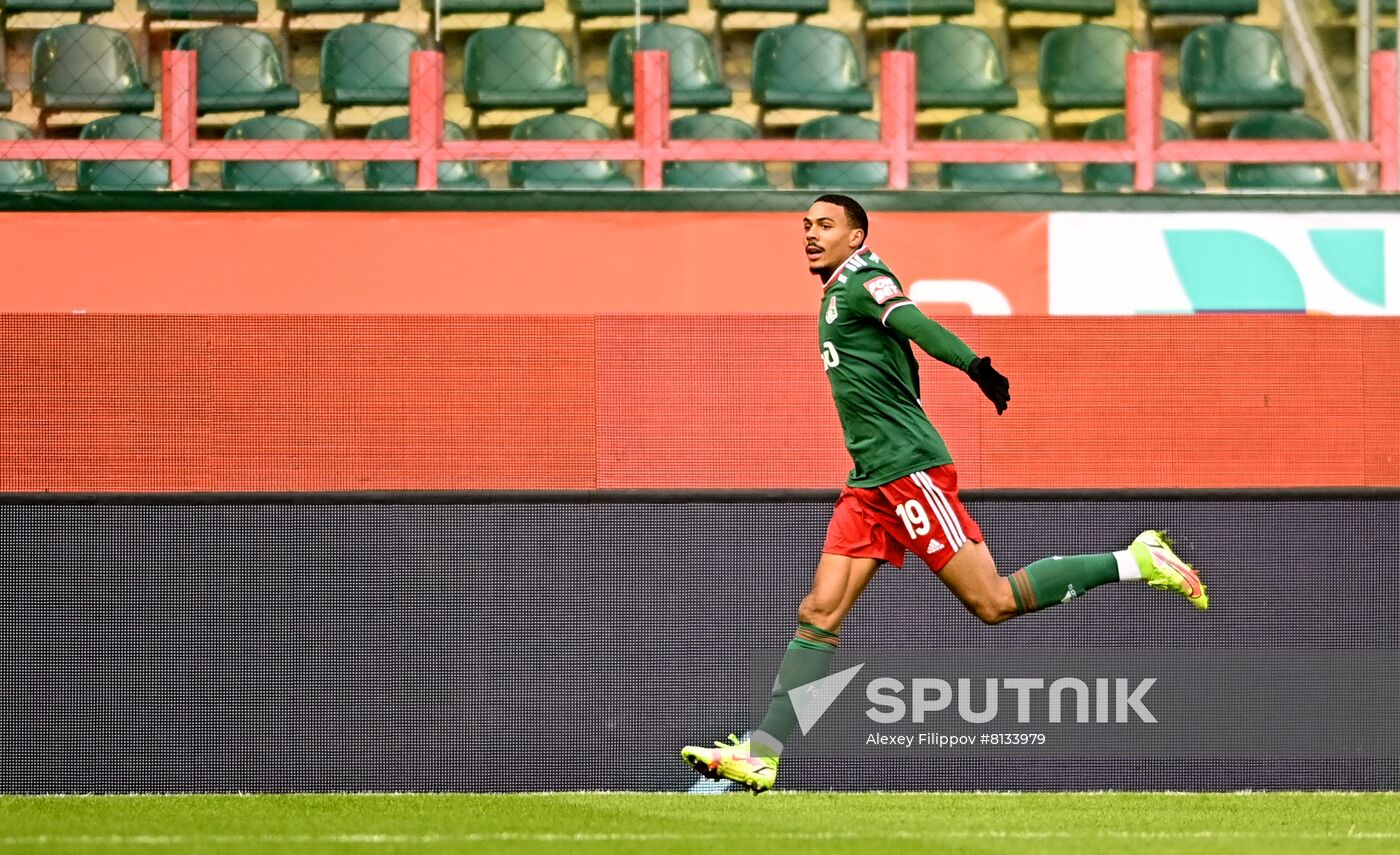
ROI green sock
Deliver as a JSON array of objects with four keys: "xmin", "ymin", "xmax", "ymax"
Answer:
[
  {"xmin": 1007, "ymin": 552, "xmax": 1124, "ymax": 614},
  {"xmin": 751, "ymin": 623, "xmax": 838, "ymax": 758}
]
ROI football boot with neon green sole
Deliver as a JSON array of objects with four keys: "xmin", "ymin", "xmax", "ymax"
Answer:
[
  {"xmin": 680, "ymin": 734, "xmax": 778, "ymax": 794},
  {"xmin": 1130, "ymin": 529, "xmax": 1208, "ymax": 610}
]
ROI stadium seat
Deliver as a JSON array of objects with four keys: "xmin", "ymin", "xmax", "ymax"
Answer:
[
  {"xmin": 423, "ymin": 0, "xmax": 545, "ymax": 38},
  {"xmin": 1142, "ymin": 0, "xmax": 1257, "ymax": 46},
  {"xmin": 221, "ymin": 115, "xmax": 343, "ymax": 190},
  {"xmin": 30, "ymin": 25, "xmax": 156, "ymax": 136},
  {"xmin": 77, "ymin": 114, "xmax": 169, "ymax": 191},
  {"xmin": 464, "ymin": 26, "xmax": 588, "ymax": 134},
  {"xmin": 364, "ymin": 116, "xmax": 488, "ymax": 190},
  {"xmin": 859, "ymin": 0, "xmax": 975, "ymax": 48},
  {"xmin": 1224, "ymin": 111, "xmax": 1342, "ymax": 192},
  {"xmin": 0, "ymin": 119, "xmax": 56, "ymax": 191},
  {"xmin": 0, "ymin": 91, "xmax": 11, "ymax": 112},
  {"xmin": 507, "ymin": 113, "xmax": 632, "ymax": 189},
  {"xmin": 712, "ymin": 0, "xmax": 829, "ymax": 60},
  {"xmin": 1331, "ymin": 0, "xmax": 1396, "ymax": 13},
  {"xmin": 1000, "ymin": 0, "xmax": 1115, "ymax": 58},
  {"xmin": 938, "ymin": 113, "xmax": 1063, "ymax": 190},
  {"xmin": 1080, "ymin": 113, "xmax": 1204, "ymax": 192},
  {"xmin": 792, "ymin": 113, "xmax": 888, "ymax": 190},
  {"xmin": 897, "ymin": 24, "xmax": 1016, "ymax": 111},
  {"xmin": 177, "ymin": 26, "xmax": 299, "ymax": 116},
  {"xmin": 139, "ymin": 0, "xmax": 259, "ymax": 77},
  {"xmin": 277, "ymin": 0, "xmax": 400, "ymax": 71},
  {"xmin": 320, "ymin": 23, "xmax": 420, "ymax": 136},
  {"xmin": 751, "ymin": 25, "xmax": 873, "ymax": 131},
  {"xmin": 607, "ymin": 22, "xmax": 731, "ymax": 128},
  {"xmin": 569, "ymin": 0, "xmax": 689, "ymax": 66},
  {"xmin": 0, "ymin": 0, "xmax": 115, "ymax": 92},
  {"xmin": 1180, "ymin": 22, "xmax": 1304, "ymax": 129},
  {"xmin": 663, "ymin": 113, "xmax": 770, "ymax": 189},
  {"xmin": 1038, "ymin": 24, "xmax": 1134, "ymax": 129}
]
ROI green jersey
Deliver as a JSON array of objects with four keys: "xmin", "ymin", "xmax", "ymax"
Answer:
[{"xmin": 817, "ymin": 247, "xmax": 978, "ymax": 488}]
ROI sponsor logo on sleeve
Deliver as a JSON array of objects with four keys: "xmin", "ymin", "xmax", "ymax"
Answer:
[{"xmin": 864, "ymin": 276, "xmax": 902, "ymax": 305}]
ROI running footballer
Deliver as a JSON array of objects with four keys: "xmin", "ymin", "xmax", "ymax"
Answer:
[{"xmin": 681, "ymin": 194, "xmax": 1207, "ymax": 794}]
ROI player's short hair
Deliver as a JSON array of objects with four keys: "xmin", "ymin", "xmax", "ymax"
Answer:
[{"xmin": 813, "ymin": 194, "xmax": 869, "ymax": 238}]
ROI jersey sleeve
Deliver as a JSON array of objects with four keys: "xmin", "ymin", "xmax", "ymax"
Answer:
[
  {"xmin": 847, "ymin": 271, "xmax": 978, "ymax": 372},
  {"xmin": 845, "ymin": 270, "xmax": 918, "ymax": 325}
]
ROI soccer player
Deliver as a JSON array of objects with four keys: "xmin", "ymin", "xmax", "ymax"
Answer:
[{"xmin": 681, "ymin": 194, "xmax": 1206, "ymax": 794}]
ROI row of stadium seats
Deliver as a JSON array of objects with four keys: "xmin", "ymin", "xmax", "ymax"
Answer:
[
  {"xmin": 1, "ymin": 20, "xmax": 1308, "ymax": 136},
  {"xmin": 0, "ymin": 108, "xmax": 1343, "ymax": 191}
]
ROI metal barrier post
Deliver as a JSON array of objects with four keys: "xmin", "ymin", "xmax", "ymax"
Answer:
[
  {"xmin": 1371, "ymin": 50, "xmax": 1398, "ymax": 192},
  {"xmin": 635, "ymin": 49, "xmax": 670, "ymax": 190},
  {"xmin": 880, "ymin": 50, "xmax": 915, "ymax": 191},
  {"xmin": 409, "ymin": 51, "xmax": 445, "ymax": 191},
  {"xmin": 1126, "ymin": 51, "xmax": 1161, "ymax": 192},
  {"xmin": 161, "ymin": 51, "xmax": 196, "ymax": 192}
]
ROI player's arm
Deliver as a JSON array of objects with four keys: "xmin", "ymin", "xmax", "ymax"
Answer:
[
  {"xmin": 883, "ymin": 301, "xmax": 976, "ymax": 372},
  {"xmin": 885, "ymin": 303, "xmax": 1010, "ymax": 414}
]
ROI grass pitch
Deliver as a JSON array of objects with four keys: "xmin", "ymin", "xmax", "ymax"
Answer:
[{"xmin": 2, "ymin": 792, "xmax": 1397, "ymax": 855}]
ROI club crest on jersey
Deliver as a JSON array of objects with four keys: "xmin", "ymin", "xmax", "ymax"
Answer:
[
  {"xmin": 826, "ymin": 296, "xmax": 839, "ymax": 323},
  {"xmin": 864, "ymin": 275, "xmax": 901, "ymax": 305}
]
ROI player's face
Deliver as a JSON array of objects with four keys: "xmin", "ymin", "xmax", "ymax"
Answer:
[{"xmin": 803, "ymin": 202, "xmax": 864, "ymax": 276}]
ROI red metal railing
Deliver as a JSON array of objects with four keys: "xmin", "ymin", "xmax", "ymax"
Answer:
[{"xmin": 0, "ymin": 48, "xmax": 1395, "ymax": 191}]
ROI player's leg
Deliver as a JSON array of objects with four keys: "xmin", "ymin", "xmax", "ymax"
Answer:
[
  {"xmin": 751, "ymin": 551, "xmax": 881, "ymax": 758},
  {"xmin": 681, "ymin": 489, "xmax": 896, "ymax": 792},
  {"xmin": 876, "ymin": 465, "xmax": 1206, "ymax": 619},
  {"xmin": 679, "ymin": 552, "xmax": 880, "ymax": 793}
]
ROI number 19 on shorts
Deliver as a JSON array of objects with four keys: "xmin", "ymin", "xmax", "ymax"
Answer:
[{"xmin": 894, "ymin": 499, "xmax": 930, "ymax": 538}]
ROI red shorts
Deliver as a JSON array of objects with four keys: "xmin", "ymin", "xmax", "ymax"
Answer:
[{"xmin": 822, "ymin": 464, "xmax": 983, "ymax": 572}]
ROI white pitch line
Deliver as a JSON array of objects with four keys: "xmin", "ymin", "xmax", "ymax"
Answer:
[{"xmin": 4, "ymin": 829, "xmax": 1400, "ymax": 846}]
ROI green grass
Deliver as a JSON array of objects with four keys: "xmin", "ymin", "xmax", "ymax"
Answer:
[{"xmin": 2, "ymin": 792, "xmax": 1398, "ymax": 855}]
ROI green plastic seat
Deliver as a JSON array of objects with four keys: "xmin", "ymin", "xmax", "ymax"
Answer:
[
  {"xmin": 1383, "ymin": 29, "xmax": 1397, "ymax": 51},
  {"xmin": 1224, "ymin": 111, "xmax": 1342, "ymax": 191},
  {"xmin": 77, "ymin": 114, "xmax": 169, "ymax": 191},
  {"xmin": 464, "ymin": 26, "xmax": 588, "ymax": 132},
  {"xmin": 712, "ymin": 0, "xmax": 828, "ymax": 57},
  {"xmin": 570, "ymin": 0, "xmax": 687, "ymax": 17},
  {"xmin": 320, "ymin": 23, "xmax": 420, "ymax": 134},
  {"xmin": 1180, "ymin": 23, "xmax": 1305, "ymax": 114},
  {"xmin": 608, "ymin": 23, "xmax": 731, "ymax": 112},
  {"xmin": 177, "ymin": 26, "xmax": 299, "ymax": 116},
  {"xmin": 1331, "ymin": 0, "xmax": 1395, "ymax": 13},
  {"xmin": 751, "ymin": 25, "xmax": 872, "ymax": 130},
  {"xmin": 939, "ymin": 113, "xmax": 1063, "ymax": 190},
  {"xmin": 221, "ymin": 115, "xmax": 343, "ymax": 191},
  {"xmin": 663, "ymin": 113, "xmax": 769, "ymax": 189},
  {"xmin": 364, "ymin": 115, "xmax": 488, "ymax": 189},
  {"xmin": 139, "ymin": 0, "xmax": 258, "ymax": 21},
  {"xmin": 0, "ymin": 91, "xmax": 11, "ymax": 111},
  {"xmin": 423, "ymin": 0, "xmax": 544, "ymax": 35},
  {"xmin": 277, "ymin": 0, "xmax": 399, "ymax": 14},
  {"xmin": 897, "ymin": 24, "xmax": 1016, "ymax": 110},
  {"xmin": 30, "ymin": 25, "xmax": 155, "ymax": 134},
  {"xmin": 792, "ymin": 114, "xmax": 888, "ymax": 190},
  {"xmin": 1039, "ymin": 24, "xmax": 1134, "ymax": 113},
  {"xmin": 1002, "ymin": 0, "xmax": 1114, "ymax": 13},
  {"xmin": 859, "ymin": 0, "xmax": 973, "ymax": 17},
  {"xmin": 0, "ymin": 119, "xmax": 56, "ymax": 191},
  {"xmin": 712, "ymin": 0, "xmax": 827, "ymax": 13},
  {"xmin": 1144, "ymin": 0, "xmax": 1256, "ymax": 15},
  {"xmin": 1081, "ymin": 113, "xmax": 1204, "ymax": 192},
  {"xmin": 507, "ymin": 113, "xmax": 632, "ymax": 189},
  {"xmin": 3, "ymin": 0, "xmax": 113, "ymax": 13}
]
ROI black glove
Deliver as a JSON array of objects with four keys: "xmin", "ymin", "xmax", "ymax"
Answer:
[{"xmin": 968, "ymin": 356, "xmax": 1010, "ymax": 415}]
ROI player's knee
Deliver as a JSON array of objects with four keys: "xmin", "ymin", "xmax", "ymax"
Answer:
[
  {"xmin": 797, "ymin": 593, "xmax": 841, "ymax": 629},
  {"xmin": 968, "ymin": 589, "xmax": 1017, "ymax": 625}
]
